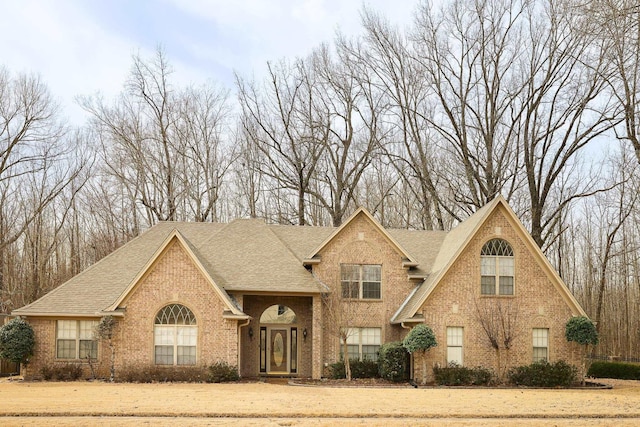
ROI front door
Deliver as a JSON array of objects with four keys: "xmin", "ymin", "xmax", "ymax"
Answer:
[
  {"xmin": 259, "ymin": 304, "xmax": 299, "ymax": 375},
  {"xmin": 269, "ymin": 328, "xmax": 288, "ymax": 373}
]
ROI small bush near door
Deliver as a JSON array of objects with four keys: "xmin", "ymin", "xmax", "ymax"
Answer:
[
  {"xmin": 377, "ymin": 341, "xmax": 408, "ymax": 382},
  {"xmin": 207, "ymin": 361, "xmax": 240, "ymax": 383},
  {"xmin": 327, "ymin": 359, "xmax": 379, "ymax": 379},
  {"xmin": 507, "ymin": 360, "xmax": 577, "ymax": 387}
]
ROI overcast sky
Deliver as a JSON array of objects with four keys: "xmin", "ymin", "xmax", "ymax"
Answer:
[{"xmin": 0, "ymin": 0, "xmax": 417, "ymax": 123}]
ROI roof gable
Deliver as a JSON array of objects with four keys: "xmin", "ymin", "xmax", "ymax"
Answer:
[
  {"xmin": 108, "ymin": 229, "xmax": 245, "ymax": 317},
  {"xmin": 392, "ymin": 196, "xmax": 587, "ymax": 323},
  {"xmin": 305, "ymin": 208, "xmax": 417, "ymax": 265}
]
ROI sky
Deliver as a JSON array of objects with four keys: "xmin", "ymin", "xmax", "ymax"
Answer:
[{"xmin": 0, "ymin": 0, "xmax": 418, "ymax": 124}]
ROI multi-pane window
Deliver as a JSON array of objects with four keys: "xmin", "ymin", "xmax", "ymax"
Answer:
[
  {"xmin": 342, "ymin": 327, "xmax": 381, "ymax": 361},
  {"xmin": 56, "ymin": 320, "xmax": 98, "ymax": 359},
  {"xmin": 154, "ymin": 304, "xmax": 197, "ymax": 365},
  {"xmin": 446, "ymin": 327, "xmax": 464, "ymax": 365},
  {"xmin": 480, "ymin": 239, "xmax": 514, "ymax": 295},
  {"xmin": 341, "ymin": 264, "xmax": 381, "ymax": 299},
  {"xmin": 533, "ymin": 328, "xmax": 549, "ymax": 362}
]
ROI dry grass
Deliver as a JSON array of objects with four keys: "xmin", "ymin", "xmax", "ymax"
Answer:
[{"xmin": 1, "ymin": 378, "xmax": 639, "ymax": 426}]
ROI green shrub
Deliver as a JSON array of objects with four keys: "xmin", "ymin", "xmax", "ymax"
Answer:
[
  {"xmin": 39, "ymin": 364, "xmax": 83, "ymax": 381},
  {"xmin": 328, "ymin": 361, "xmax": 346, "ymax": 379},
  {"xmin": 433, "ymin": 363, "xmax": 494, "ymax": 386},
  {"xmin": 587, "ymin": 361, "xmax": 640, "ymax": 380},
  {"xmin": 378, "ymin": 341, "xmax": 408, "ymax": 382},
  {"xmin": 116, "ymin": 365, "xmax": 208, "ymax": 383},
  {"xmin": 0, "ymin": 317, "xmax": 35, "ymax": 366},
  {"xmin": 206, "ymin": 361, "xmax": 240, "ymax": 383},
  {"xmin": 350, "ymin": 358, "xmax": 379, "ymax": 379},
  {"xmin": 508, "ymin": 360, "xmax": 577, "ymax": 387},
  {"xmin": 328, "ymin": 359, "xmax": 380, "ymax": 379}
]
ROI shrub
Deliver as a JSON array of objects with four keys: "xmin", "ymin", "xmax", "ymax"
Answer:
[
  {"xmin": 328, "ymin": 359, "xmax": 379, "ymax": 379},
  {"xmin": 587, "ymin": 361, "xmax": 640, "ymax": 380},
  {"xmin": 328, "ymin": 361, "xmax": 346, "ymax": 379},
  {"xmin": 378, "ymin": 341, "xmax": 408, "ymax": 382},
  {"xmin": 0, "ymin": 317, "xmax": 35, "ymax": 366},
  {"xmin": 207, "ymin": 361, "xmax": 240, "ymax": 383},
  {"xmin": 39, "ymin": 364, "xmax": 83, "ymax": 381},
  {"xmin": 433, "ymin": 363, "xmax": 494, "ymax": 386},
  {"xmin": 350, "ymin": 358, "xmax": 379, "ymax": 379},
  {"xmin": 508, "ymin": 360, "xmax": 577, "ymax": 387},
  {"xmin": 565, "ymin": 317, "xmax": 599, "ymax": 346},
  {"xmin": 116, "ymin": 365, "xmax": 208, "ymax": 383}
]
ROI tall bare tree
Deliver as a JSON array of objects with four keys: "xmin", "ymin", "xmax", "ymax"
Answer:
[
  {"xmin": 81, "ymin": 48, "xmax": 231, "ymax": 225},
  {"xmin": 236, "ymin": 59, "xmax": 327, "ymax": 225}
]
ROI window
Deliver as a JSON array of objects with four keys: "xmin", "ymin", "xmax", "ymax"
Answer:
[
  {"xmin": 533, "ymin": 328, "xmax": 549, "ymax": 362},
  {"xmin": 341, "ymin": 327, "xmax": 381, "ymax": 361},
  {"xmin": 154, "ymin": 304, "xmax": 197, "ymax": 365},
  {"xmin": 56, "ymin": 320, "xmax": 98, "ymax": 359},
  {"xmin": 341, "ymin": 264, "xmax": 381, "ymax": 299},
  {"xmin": 480, "ymin": 239, "xmax": 514, "ymax": 295},
  {"xmin": 447, "ymin": 327, "xmax": 463, "ymax": 365}
]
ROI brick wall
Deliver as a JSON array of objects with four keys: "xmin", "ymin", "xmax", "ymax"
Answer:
[
  {"xmin": 22, "ymin": 317, "xmax": 110, "ymax": 380},
  {"xmin": 116, "ymin": 238, "xmax": 238, "ymax": 372},
  {"xmin": 415, "ymin": 206, "xmax": 580, "ymax": 381},
  {"xmin": 312, "ymin": 213, "xmax": 411, "ymax": 368}
]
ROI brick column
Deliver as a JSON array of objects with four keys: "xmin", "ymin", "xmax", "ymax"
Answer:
[{"xmin": 312, "ymin": 295, "xmax": 323, "ymax": 379}]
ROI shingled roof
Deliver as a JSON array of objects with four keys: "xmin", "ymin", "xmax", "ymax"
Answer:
[{"xmin": 17, "ymin": 198, "xmax": 577, "ymax": 322}]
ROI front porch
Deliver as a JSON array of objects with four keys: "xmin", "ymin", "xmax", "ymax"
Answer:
[{"xmin": 239, "ymin": 295, "xmax": 322, "ymax": 379}]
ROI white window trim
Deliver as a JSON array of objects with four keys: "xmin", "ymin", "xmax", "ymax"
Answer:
[
  {"xmin": 446, "ymin": 326, "xmax": 464, "ymax": 366},
  {"xmin": 341, "ymin": 327, "xmax": 381, "ymax": 361},
  {"xmin": 56, "ymin": 320, "xmax": 98, "ymax": 360},
  {"xmin": 340, "ymin": 264, "xmax": 382, "ymax": 300},
  {"xmin": 532, "ymin": 328, "xmax": 549, "ymax": 362}
]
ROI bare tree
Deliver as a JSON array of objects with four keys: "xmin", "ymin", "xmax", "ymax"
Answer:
[
  {"xmin": 81, "ymin": 48, "xmax": 231, "ymax": 225},
  {"xmin": 586, "ymin": 0, "xmax": 640, "ymax": 164},
  {"xmin": 412, "ymin": 0, "xmax": 526, "ymax": 214},
  {"xmin": 308, "ymin": 43, "xmax": 385, "ymax": 226},
  {"xmin": 357, "ymin": 9, "xmax": 448, "ymax": 229},
  {"xmin": 236, "ymin": 59, "xmax": 327, "ymax": 225},
  {"xmin": 474, "ymin": 298, "xmax": 520, "ymax": 380}
]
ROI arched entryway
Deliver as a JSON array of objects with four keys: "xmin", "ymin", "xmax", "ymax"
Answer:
[{"xmin": 259, "ymin": 305, "xmax": 299, "ymax": 375}]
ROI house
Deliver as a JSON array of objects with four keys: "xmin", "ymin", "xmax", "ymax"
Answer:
[{"xmin": 12, "ymin": 196, "xmax": 586, "ymax": 380}]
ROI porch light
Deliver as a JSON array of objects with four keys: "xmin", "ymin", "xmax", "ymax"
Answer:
[
  {"xmin": 303, "ymin": 328, "xmax": 307, "ymax": 341},
  {"xmin": 248, "ymin": 326, "xmax": 254, "ymax": 340}
]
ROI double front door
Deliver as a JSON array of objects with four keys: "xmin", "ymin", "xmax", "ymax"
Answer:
[{"xmin": 260, "ymin": 326, "xmax": 298, "ymax": 374}]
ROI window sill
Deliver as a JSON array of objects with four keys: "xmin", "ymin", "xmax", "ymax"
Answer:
[{"xmin": 479, "ymin": 294, "xmax": 516, "ymax": 298}]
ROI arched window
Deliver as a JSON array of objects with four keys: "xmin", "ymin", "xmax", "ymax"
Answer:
[
  {"xmin": 154, "ymin": 304, "xmax": 197, "ymax": 365},
  {"xmin": 480, "ymin": 238, "xmax": 514, "ymax": 295}
]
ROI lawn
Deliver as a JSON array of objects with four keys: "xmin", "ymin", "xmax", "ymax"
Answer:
[{"xmin": 1, "ymin": 378, "xmax": 639, "ymax": 426}]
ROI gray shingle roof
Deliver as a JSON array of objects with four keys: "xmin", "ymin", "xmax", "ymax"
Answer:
[{"xmin": 12, "ymin": 209, "xmax": 480, "ymax": 319}]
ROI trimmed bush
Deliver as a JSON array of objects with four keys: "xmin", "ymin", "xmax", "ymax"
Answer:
[
  {"xmin": 116, "ymin": 365, "xmax": 209, "ymax": 383},
  {"xmin": 0, "ymin": 317, "xmax": 35, "ymax": 366},
  {"xmin": 40, "ymin": 364, "xmax": 83, "ymax": 381},
  {"xmin": 328, "ymin": 359, "xmax": 379, "ymax": 379},
  {"xmin": 207, "ymin": 361, "xmax": 240, "ymax": 383},
  {"xmin": 378, "ymin": 341, "xmax": 408, "ymax": 382},
  {"xmin": 433, "ymin": 363, "xmax": 494, "ymax": 386},
  {"xmin": 508, "ymin": 360, "xmax": 577, "ymax": 387},
  {"xmin": 587, "ymin": 361, "xmax": 640, "ymax": 380}
]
